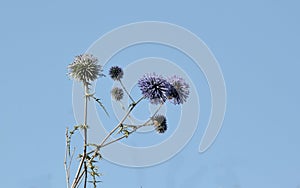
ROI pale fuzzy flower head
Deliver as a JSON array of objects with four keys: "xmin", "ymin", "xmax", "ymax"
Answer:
[
  {"xmin": 111, "ymin": 87, "xmax": 124, "ymax": 101},
  {"xmin": 68, "ymin": 54, "xmax": 104, "ymax": 83}
]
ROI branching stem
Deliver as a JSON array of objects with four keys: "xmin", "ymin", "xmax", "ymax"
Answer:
[{"xmin": 100, "ymin": 103, "xmax": 163, "ymax": 148}]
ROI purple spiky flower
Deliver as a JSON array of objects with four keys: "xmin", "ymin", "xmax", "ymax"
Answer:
[
  {"xmin": 167, "ymin": 75, "xmax": 190, "ymax": 104},
  {"xmin": 138, "ymin": 73, "xmax": 171, "ymax": 105}
]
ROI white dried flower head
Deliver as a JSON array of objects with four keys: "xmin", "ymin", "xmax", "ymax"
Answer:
[{"xmin": 68, "ymin": 54, "xmax": 104, "ymax": 83}]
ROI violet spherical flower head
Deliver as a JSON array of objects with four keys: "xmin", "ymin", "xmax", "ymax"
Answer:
[
  {"xmin": 152, "ymin": 114, "xmax": 167, "ymax": 134},
  {"xmin": 138, "ymin": 73, "xmax": 171, "ymax": 105},
  {"xmin": 167, "ymin": 75, "xmax": 190, "ymax": 105},
  {"xmin": 68, "ymin": 54, "xmax": 104, "ymax": 83},
  {"xmin": 165, "ymin": 84, "xmax": 179, "ymax": 101},
  {"xmin": 109, "ymin": 66, "xmax": 124, "ymax": 81},
  {"xmin": 111, "ymin": 87, "xmax": 124, "ymax": 101}
]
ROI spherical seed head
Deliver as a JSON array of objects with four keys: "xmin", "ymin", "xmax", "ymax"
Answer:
[
  {"xmin": 152, "ymin": 114, "xmax": 167, "ymax": 133},
  {"xmin": 138, "ymin": 73, "xmax": 171, "ymax": 105},
  {"xmin": 111, "ymin": 87, "xmax": 124, "ymax": 101},
  {"xmin": 68, "ymin": 54, "xmax": 104, "ymax": 83},
  {"xmin": 167, "ymin": 75, "xmax": 190, "ymax": 104},
  {"xmin": 109, "ymin": 66, "xmax": 124, "ymax": 81}
]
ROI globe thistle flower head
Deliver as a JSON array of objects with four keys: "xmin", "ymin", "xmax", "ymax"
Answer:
[
  {"xmin": 111, "ymin": 87, "xmax": 124, "ymax": 101},
  {"xmin": 152, "ymin": 114, "xmax": 167, "ymax": 134},
  {"xmin": 68, "ymin": 54, "xmax": 104, "ymax": 83},
  {"xmin": 165, "ymin": 84, "xmax": 179, "ymax": 100},
  {"xmin": 138, "ymin": 73, "xmax": 171, "ymax": 105},
  {"xmin": 167, "ymin": 75, "xmax": 190, "ymax": 104},
  {"xmin": 109, "ymin": 66, "xmax": 124, "ymax": 81}
]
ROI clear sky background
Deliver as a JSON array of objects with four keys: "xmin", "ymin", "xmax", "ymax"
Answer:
[{"xmin": 0, "ymin": 0, "xmax": 300, "ymax": 188}]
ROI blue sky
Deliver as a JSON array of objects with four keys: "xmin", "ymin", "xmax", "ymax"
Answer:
[{"xmin": 0, "ymin": 0, "xmax": 300, "ymax": 187}]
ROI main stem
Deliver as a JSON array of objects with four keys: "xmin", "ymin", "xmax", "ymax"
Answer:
[
  {"xmin": 64, "ymin": 128, "xmax": 70, "ymax": 188},
  {"xmin": 71, "ymin": 83, "xmax": 89, "ymax": 188},
  {"xmin": 83, "ymin": 83, "xmax": 88, "ymax": 188}
]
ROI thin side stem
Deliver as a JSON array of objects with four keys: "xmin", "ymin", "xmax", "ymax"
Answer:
[
  {"xmin": 71, "ymin": 154, "xmax": 85, "ymax": 188},
  {"xmin": 119, "ymin": 79, "xmax": 135, "ymax": 103},
  {"xmin": 141, "ymin": 103, "xmax": 163, "ymax": 127},
  {"xmin": 118, "ymin": 101, "xmax": 135, "ymax": 124},
  {"xmin": 68, "ymin": 147, "xmax": 75, "ymax": 177},
  {"xmin": 97, "ymin": 103, "xmax": 163, "ymax": 149},
  {"xmin": 72, "ymin": 169, "xmax": 85, "ymax": 188},
  {"xmin": 123, "ymin": 122, "xmax": 153, "ymax": 128},
  {"xmin": 101, "ymin": 135, "xmax": 127, "ymax": 148},
  {"xmin": 87, "ymin": 97, "xmax": 145, "ymax": 160},
  {"xmin": 99, "ymin": 104, "xmax": 134, "ymax": 147},
  {"xmin": 99, "ymin": 96, "xmax": 144, "ymax": 147},
  {"xmin": 84, "ymin": 167, "xmax": 87, "ymax": 188}
]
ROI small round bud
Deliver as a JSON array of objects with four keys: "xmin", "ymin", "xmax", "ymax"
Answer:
[{"xmin": 109, "ymin": 66, "xmax": 124, "ymax": 81}]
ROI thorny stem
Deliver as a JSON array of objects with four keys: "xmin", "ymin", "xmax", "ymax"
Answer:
[
  {"xmin": 71, "ymin": 83, "xmax": 89, "ymax": 188},
  {"xmin": 64, "ymin": 128, "xmax": 70, "ymax": 188},
  {"xmin": 83, "ymin": 83, "xmax": 88, "ymax": 188}
]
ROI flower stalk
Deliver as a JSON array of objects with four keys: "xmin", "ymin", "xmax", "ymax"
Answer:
[
  {"xmin": 83, "ymin": 83, "xmax": 88, "ymax": 188},
  {"xmin": 71, "ymin": 83, "xmax": 89, "ymax": 188}
]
